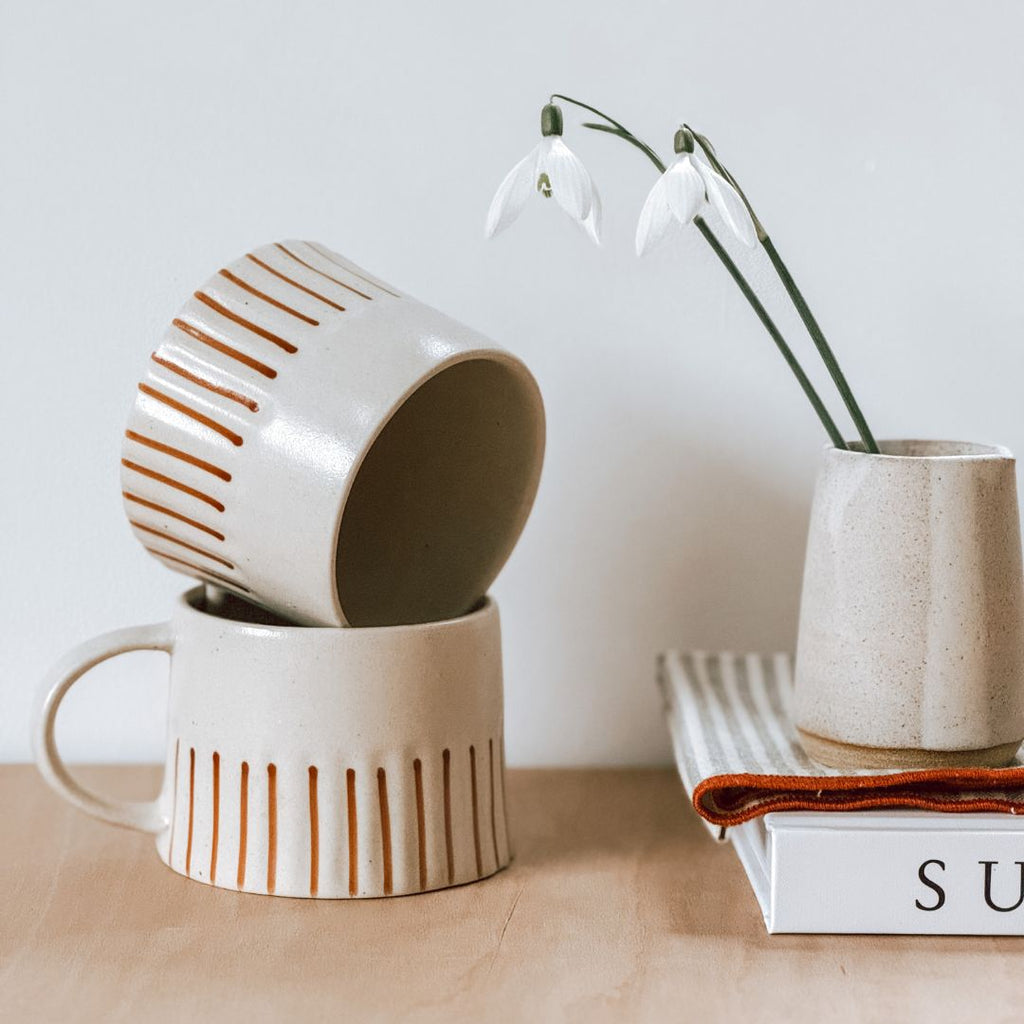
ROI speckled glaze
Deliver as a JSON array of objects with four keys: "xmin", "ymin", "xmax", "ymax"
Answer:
[
  {"xmin": 34, "ymin": 588, "xmax": 510, "ymax": 898},
  {"xmin": 794, "ymin": 440, "xmax": 1024, "ymax": 768}
]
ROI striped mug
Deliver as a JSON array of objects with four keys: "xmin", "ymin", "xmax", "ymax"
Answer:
[
  {"xmin": 34, "ymin": 587, "xmax": 511, "ymax": 898},
  {"xmin": 121, "ymin": 239, "xmax": 545, "ymax": 627}
]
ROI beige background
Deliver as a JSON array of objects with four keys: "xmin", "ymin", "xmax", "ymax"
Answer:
[{"xmin": 3, "ymin": 0, "xmax": 1023, "ymax": 763}]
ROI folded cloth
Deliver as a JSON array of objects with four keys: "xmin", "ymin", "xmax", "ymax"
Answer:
[{"xmin": 659, "ymin": 650, "xmax": 1024, "ymax": 833}]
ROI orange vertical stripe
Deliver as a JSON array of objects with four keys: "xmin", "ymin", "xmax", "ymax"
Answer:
[
  {"xmin": 267, "ymin": 763, "xmax": 277, "ymax": 894},
  {"xmin": 308, "ymin": 765, "xmax": 319, "ymax": 897},
  {"xmin": 414, "ymin": 758, "xmax": 427, "ymax": 891},
  {"xmin": 346, "ymin": 768, "xmax": 358, "ymax": 896},
  {"xmin": 210, "ymin": 752, "xmax": 220, "ymax": 882},
  {"xmin": 237, "ymin": 761, "xmax": 249, "ymax": 889},
  {"xmin": 377, "ymin": 767, "xmax": 392, "ymax": 896},
  {"xmin": 443, "ymin": 748, "xmax": 454, "ymax": 884}
]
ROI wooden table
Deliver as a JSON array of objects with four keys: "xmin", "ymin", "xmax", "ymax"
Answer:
[{"xmin": 3, "ymin": 766, "xmax": 1022, "ymax": 1021}]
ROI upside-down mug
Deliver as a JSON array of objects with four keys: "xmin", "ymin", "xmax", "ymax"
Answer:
[
  {"xmin": 34, "ymin": 588, "xmax": 511, "ymax": 898},
  {"xmin": 121, "ymin": 239, "xmax": 545, "ymax": 627}
]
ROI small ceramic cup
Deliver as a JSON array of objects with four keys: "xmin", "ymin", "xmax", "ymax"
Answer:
[
  {"xmin": 794, "ymin": 440, "xmax": 1024, "ymax": 769},
  {"xmin": 121, "ymin": 240, "xmax": 545, "ymax": 626},
  {"xmin": 34, "ymin": 588, "xmax": 511, "ymax": 899}
]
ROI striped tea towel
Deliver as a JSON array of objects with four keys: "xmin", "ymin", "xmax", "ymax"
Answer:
[{"xmin": 659, "ymin": 651, "xmax": 1024, "ymax": 834}]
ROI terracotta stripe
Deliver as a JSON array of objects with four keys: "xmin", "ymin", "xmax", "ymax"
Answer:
[
  {"xmin": 128, "ymin": 521, "xmax": 234, "ymax": 569},
  {"xmin": 168, "ymin": 738, "xmax": 180, "ymax": 868},
  {"xmin": 377, "ymin": 767, "xmax": 393, "ymax": 896},
  {"xmin": 124, "ymin": 430, "xmax": 231, "ymax": 482},
  {"xmin": 143, "ymin": 548, "xmax": 248, "ymax": 592},
  {"xmin": 413, "ymin": 758, "xmax": 427, "ymax": 890},
  {"xmin": 470, "ymin": 745, "xmax": 482, "ymax": 877},
  {"xmin": 237, "ymin": 761, "xmax": 249, "ymax": 889},
  {"xmin": 123, "ymin": 493, "xmax": 225, "ymax": 541},
  {"xmin": 306, "ymin": 242, "xmax": 400, "ymax": 298},
  {"xmin": 267, "ymin": 763, "xmax": 277, "ymax": 895},
  {"xmin": 138, "ymin": 383, "xmax": 244, "ymax": 447},
  {"xmin": 194, "ymin": 292, "xmax": 298, "ymax": 353},
  {"xmin": 185, "ymin": 747, "xmax": 195, "ymax": 876},
  {"xmin": 346, "ymin": 768, "xmax": 358, "ymax": 896},
  {"xmin": 150, "ymin": 352, "xmax": 259, "ymax": 412},
  {"xmin": 172, "ymin": 318, "xmax": 278, "ymax": 379},
  {"xmin": 489, "ymin": 739, "xmax": 499, "ymax": 869},
  {"xmin": 443, "ymin": 748, "xmax": 454, "ymax": 884},
  {"xmin": 308, "ymin": 765, "xmax": 319, "ymax": 897},
  {"xmin": 218, "ymin": 268, "xmax": 320, "ymax": 325},
  {"xmin": 275, "ymin": 242, "xmax": 373, "ymax": 301},
  {"xmin": 121, "ymin": 459, "xmax": 225, "ymax": 512},
  {"xmin": 245, "ymin": 254, "xmax": 346, "ymax": 312},
  {"xmin": 210, "ymin": 751, "xmax": 220, "ymax": 883}
]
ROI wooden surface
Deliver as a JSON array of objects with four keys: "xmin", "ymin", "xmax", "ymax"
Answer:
[{"xmin": 3, "ymin": 766, "xmax": 1023, "ymax": 1022}]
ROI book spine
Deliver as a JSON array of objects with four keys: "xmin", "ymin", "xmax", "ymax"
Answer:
[{"xmin": 769, "ymin": 823, "xmax": 1024, "ymax": 934}]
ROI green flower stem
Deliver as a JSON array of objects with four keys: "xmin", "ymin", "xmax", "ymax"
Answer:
[
  {"xmin": 695, "ymin": 218, "xmax": 847, "ymax": 449},
  {"xmin": 685, "ymin": 129, "xmax": 877, "ymax": 453},
  {"xmin": 553, "ymin": 94, "xmax": 848, "ymax": 449},
  {"xmin": 760, "ymin": 236, "xmax": 878, "ymax": 453}
]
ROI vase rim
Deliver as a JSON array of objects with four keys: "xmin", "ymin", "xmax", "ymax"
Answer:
[{"xmin": 828, "ymin": 439, "xmax": 1014, "ymax": 461}]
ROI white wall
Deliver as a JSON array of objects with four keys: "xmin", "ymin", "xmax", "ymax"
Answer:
[{"xmin": 3, "ymin": 0, "xmax": 1023, "ymax": 764}]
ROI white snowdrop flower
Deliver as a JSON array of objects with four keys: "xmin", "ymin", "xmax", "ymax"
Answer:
[
  {"xmin": 636, "ymin": 127, "xmax": 756, "ymax": 256},
  {"xmin": 485, "ymin": 104, "xmax": 601, "ymax": 243}
]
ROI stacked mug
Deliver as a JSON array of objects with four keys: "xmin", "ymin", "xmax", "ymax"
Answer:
[{"xmin": 34, "ymin": 240, "xmax": 545, "ymax": 898}]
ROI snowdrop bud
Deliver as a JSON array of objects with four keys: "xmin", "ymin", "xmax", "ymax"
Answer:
[
  {"xmin": 674, "ymin": 127, "xmax": 695, "ymax": 154},
  {"xmin": 541, "ymin": 103, "xmax": 564, "ymax": 137}
]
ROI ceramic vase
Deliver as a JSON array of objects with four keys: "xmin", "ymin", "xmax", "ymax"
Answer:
[{"xmin": 794, "ymin": 440, "xmax": 1024, "ymax": 769}]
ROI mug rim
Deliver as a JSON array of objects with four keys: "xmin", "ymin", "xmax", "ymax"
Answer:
[
  {"xmin": 176, "ymin": 586, "xmax": 495, "ymax": 635},
  {"xmin": 826, "ymin": 439, "xmax": 1014, "ymax": 461}
]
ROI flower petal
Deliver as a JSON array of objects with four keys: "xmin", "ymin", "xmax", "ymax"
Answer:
[
  {"xmin": 540, "ymin": 137, "xmax": 594, "ymax": 223},
  {"xmin": 695, "ymin": 158, "xmax": 757, "ymax": 248},
  {"xmin": 485, "ymin": 146, "xmax": 540, "ymax": 238},
  {"xmin": 663, "ymin": 155, "xmax": 706, "ymax": 227},
  {"xmin": 581, "ymin": 184, "xmax": 602, "ymax": 245},
  {"xmin": 635, "ymin": 175, "xmax": 674, "ymax": 256}
]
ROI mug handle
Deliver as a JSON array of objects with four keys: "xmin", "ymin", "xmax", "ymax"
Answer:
[{"xmin": 33, "ymin": 622, "xmax": 174, "ymax": 834}]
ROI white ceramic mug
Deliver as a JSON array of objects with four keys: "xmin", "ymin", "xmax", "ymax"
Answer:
[
  {"xmin": 121, "ymin": 239, "xmax": 545, "ymax": 627},
  {"xmin": 34, "ymin": 588, "xmax": 511, "ymax": 898},
  {"xmin": 795, "ymin": 440, "xmax": 1024, "ymax": 769}
]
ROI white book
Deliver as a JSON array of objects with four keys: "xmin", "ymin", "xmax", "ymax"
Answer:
[{"xmin": 732, "ymin": 810, "xmax": 1024, "ymax": 934}]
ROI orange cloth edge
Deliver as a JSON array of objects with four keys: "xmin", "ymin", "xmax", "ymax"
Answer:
[{"xmin": 692, "ymin": 768, "xmax": 1024, "ymax": 827}]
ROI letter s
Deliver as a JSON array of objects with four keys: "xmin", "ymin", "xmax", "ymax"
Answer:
[{"xmin": 915, "ymin": 859, "xmax": 946, "ymax": 911}]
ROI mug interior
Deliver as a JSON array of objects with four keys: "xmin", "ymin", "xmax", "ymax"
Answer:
[
  {"xmin": 846, "ymin": 439, "xmax": 1011, "ymax": 459},
  {"xmin": 335, "ymin": 356, "xmax": 543, "ymax": 627}
]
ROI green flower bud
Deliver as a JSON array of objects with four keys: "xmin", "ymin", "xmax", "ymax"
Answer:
[
  {"xmin": 541, "ymin": 103, "xmax": 564, "ymax": 137},
  {"xmin": 674, "ymin": 127, "xmax": 695, "ymax": 155}
]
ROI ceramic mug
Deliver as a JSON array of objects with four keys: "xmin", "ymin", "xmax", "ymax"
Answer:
[
  {"xmin": 121, "ymin": 239, "xmax": 545, "ymax": 627},
  {"xmin": 34, "ymin": 588, "xmax": 511, "ymax": 898},
  {"xmin": 795, "ymin": 440, "xmax": 1024, "ymax": 769}
]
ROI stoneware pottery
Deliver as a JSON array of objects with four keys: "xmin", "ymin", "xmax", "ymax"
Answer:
[
  {"xmin": 121, "ymin": 239, "xmax": 545, "ymax": 627},
  {"xmin": 795, "ymin": 440, "xmax": 1024, "ymax": 769},
  {"xmin": 34, "ymin": 587, "xmax": 510, "ymax": 899}
]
